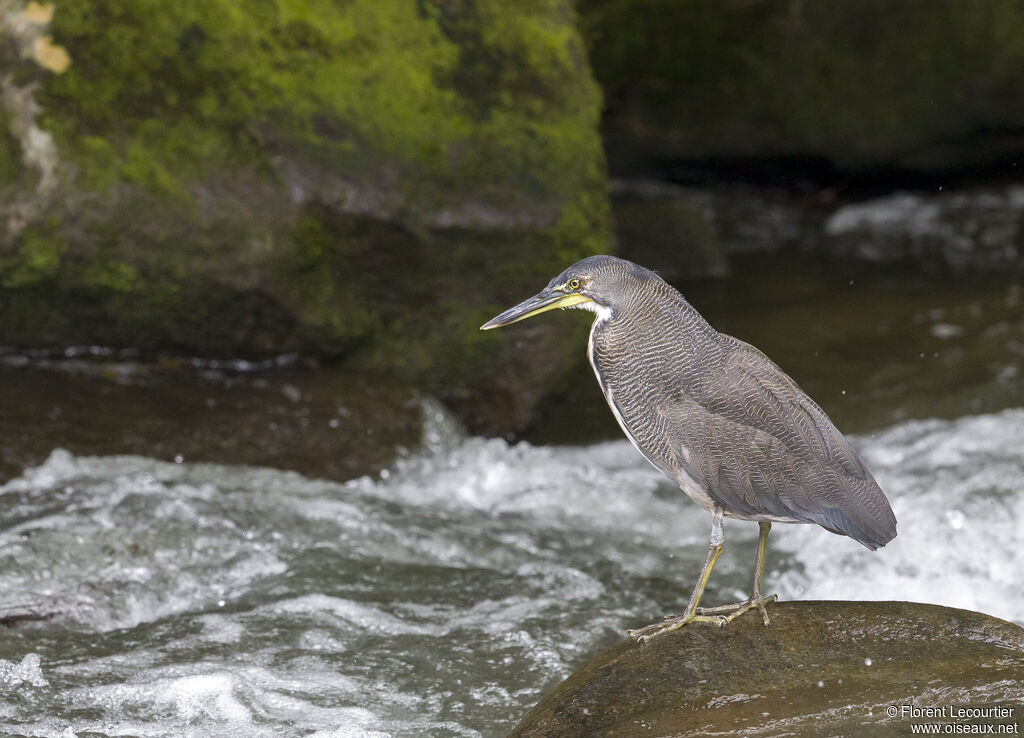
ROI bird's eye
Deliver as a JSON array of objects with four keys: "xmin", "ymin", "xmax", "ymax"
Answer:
[{"xmin": 568, "ymin": 278, "xmax": 581, "ymax": 290}]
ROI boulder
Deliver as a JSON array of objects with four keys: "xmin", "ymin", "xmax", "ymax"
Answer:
[
  {"xmin": 822, "ymin": 188, "xmax": 1024, "ymax": 271},
  {"xmin": 510, "ymin": 601, "xmax": 1024, "ymax": 737},
  {"xmin": 0, "ymin": 0, "xmax": 610, "ymax": 435},
  {"xmin": 609, "ymin": 179, "xmax": 1024, "ymax": 276},
  {"xmin": 579, "ymin": 0, "xmax": 1024, "ymax": 178},
  {"xmin": 609, "ymin": 179, "xmax": 816, "ymax": 279}
]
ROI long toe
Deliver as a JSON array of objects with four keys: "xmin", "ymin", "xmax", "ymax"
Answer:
[
  {"xmin": 626, "ymin": 612, "xmax": 729, "ymax": 643},
  {"xmin": 696, "ymin": 594, "xmax": 778, "ymax": 624},
  {"xmin": 696, "ymin": 599, "xmax": 751, "ymax": 615},
  {"xmin": 753, "ymin": 593, "xmax": 778, "ymax": 625},
  {"xmin": 722, "ymin": 594, "xmax": 777, "ymax": 625}
]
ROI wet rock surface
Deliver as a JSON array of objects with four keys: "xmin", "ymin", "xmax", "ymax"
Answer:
[
  {"xmin": 611, "ymin": 180, "xmax": 1024, "ymax": 276},
  {"xmin": 823, "ymin": 187, "xmax": 1024, "ymax": 271},
  {"xmin": 510, "ymin": 601, "xmax": 1024, "ymax": 737},
  {"xmin": 0, "ymin": 357, "xmax": 421, "ymax": 484},
  {"xmin": 609, "ymin": 180, "xmax": 811, "ymax": 280}
]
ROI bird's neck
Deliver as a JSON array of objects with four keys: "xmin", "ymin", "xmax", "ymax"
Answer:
[
  {"xmin": 571, "ymin": 300, "xmax": 613, "ymax": 324},
  {"xmin": 591, "ymin": 285, "xmax": 722, "ymax": 355}
]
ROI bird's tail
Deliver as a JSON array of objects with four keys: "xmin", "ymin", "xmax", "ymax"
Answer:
[{"xmin": 816, "ymin": 481, "xmax": 897, "ymax": 550}]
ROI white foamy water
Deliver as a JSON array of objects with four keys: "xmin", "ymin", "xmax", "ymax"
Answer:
[
  {"xmin": 0, "ymin": 406, "xmax": 1022, "ymax": 736},
  {"xmin": 774, "ymin": 411, "xmax": 1024, "ymax": 619}
]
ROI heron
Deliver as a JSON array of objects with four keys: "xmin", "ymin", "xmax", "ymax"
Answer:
[{"xmin": 480, "ymin": 255, "xmax": 897, "ymax": 642}]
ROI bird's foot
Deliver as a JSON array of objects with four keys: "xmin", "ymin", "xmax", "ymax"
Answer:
[
  {"xmin": 697, "ymin": 593, "xmax": 778, "ymax": 625},
  {"xmin": 626, "ymin": 611, "xmax": 730, "ymax": 644}
]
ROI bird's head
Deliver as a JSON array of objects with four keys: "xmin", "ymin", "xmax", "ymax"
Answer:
[{"xmin": 480, "ymin": 255, "xmax": 647, "ymax": 330}]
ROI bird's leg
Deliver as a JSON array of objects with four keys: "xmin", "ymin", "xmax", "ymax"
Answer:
[
  {"xmin": 695, "ymin": 520, "xmax": 777, "ymax": 624},
  {"xmin": 627, "ymin": 507, "xmax": 730, "ymax": 643},
  {"xmin": 749, "ymin": 520, "xmax": 777, "ymax": 623}
]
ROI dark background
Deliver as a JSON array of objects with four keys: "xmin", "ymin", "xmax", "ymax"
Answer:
[{"xmin": 1, "ymin": 0, "xmax": 1022, "ymax": 480}]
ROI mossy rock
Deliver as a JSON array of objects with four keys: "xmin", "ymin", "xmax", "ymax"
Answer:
[
  {"xmin": 579, "ymin": 0, "xmax": 1024, "ymax": 176},
  {"xmin": 0, "ymin": 0, "xmax": 610, "ymax": 432},
  {"xmin": 511, "ymin": 601, "xmax": 1024, "ymax": 737}
]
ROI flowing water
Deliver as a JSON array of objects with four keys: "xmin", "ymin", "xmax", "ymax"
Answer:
[{"xmin": 1, "ymin": 400, "xmax": 1022, "ymax": 737}]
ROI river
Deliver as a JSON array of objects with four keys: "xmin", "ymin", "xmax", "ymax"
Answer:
[
  {"xmin": 1, "ymin": 254, "xmax": 1022, "ymax": 736},
  {"xmin": 1, "ymin": 398, "xmax": 1022, "ymax": 736}
]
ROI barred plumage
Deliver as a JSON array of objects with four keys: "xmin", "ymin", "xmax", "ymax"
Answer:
[{"xmin": 482, "ymin": 254, "xmax": 897, "ymax": 640}]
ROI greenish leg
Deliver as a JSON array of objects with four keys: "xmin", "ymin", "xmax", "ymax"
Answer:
[
  {"xmin": 627, "ymin": 506, "xmax": 732, "ymax": 643},
  {"xmin": 751, "ymin": 520, "xmax": 777, "ymax": 623},
  {"xmin": 696, "ymin": 520, "xmax": 777, "ymax": 625}
]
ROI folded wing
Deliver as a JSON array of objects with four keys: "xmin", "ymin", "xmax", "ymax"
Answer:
[{"xmin": 662, "ymin": 338, "xmax": 897, "ymax": 550}]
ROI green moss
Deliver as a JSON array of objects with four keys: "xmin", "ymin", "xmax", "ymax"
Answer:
[
  {"xmin": 42, "ymin": 0, "xmax": 606, "ymax": 215},
  {"xmin": 579, "ymin": 0, "xmax": 1024, "ymax": 170},
  {"xmin": 80, "ymin": 261, "xmax": 141, "ymax": 294},
  {"xmin": 0, "ymin": 227, "xmax": 67, "ymax": 288},
  {"xmin": 3, "ymin": 0, "xmax": 611, "ymax": 406},
  {"xmin": 275, "ymin": 212, "xmax": 381, "ymax": 355},
  {"xmin": 552, "ymin": 178, "xmax": 611, "ymax": 266},
  {"xmin": 75, "ymin": 136, "xmax": 118, "ymax": 189},
  {"xmin": 41, "ymin": 1, "xmax": 463, "ymax": 194}
]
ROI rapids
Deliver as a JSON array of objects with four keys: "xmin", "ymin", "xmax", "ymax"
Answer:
[{"xmin": 1, "ymin": 402, "xmax": 1022, "ymax": 736}]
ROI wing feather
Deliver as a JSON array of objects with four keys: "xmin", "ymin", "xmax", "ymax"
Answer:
[{"xmin": 658, "ymin": 338, "xmax": 896, "ymax": 548}]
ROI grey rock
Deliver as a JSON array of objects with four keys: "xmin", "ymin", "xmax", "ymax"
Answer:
[
  {"xmin": 610, "ymin": 180, "xmax": 814, "ymax": 274},
  {"xmin": 511, "ymin": 601, "xmax": 1024, "ymax": 737},
  {"xmin": 611, "ymin": 180, "xmax": 1024, "ymax": 276},
  {"xmin": 823, "ymin": 188, "xmax": 1024, "ymax": 271}
]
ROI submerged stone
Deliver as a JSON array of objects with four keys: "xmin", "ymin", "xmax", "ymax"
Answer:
[
  {"xmin": 510, "ymin": 601, "xmax": 1024, "ymax": 737},
  {"xmin": 822, "ymin": 187, "xmax": 1024, "ymax": 271},
  {"xmin": 0, "ymin": 361, "xmax": 421, "ymax": 484}
]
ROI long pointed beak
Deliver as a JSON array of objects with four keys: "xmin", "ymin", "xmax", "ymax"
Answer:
[{"xmin": 480, "ymin": 289, "xmax": 593, "ymax": 330}]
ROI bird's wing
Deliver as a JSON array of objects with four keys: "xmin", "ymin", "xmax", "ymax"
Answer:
[
  {"xmin": 704, "ymin": 339, "xmax": 869, "ymax": 477},
  {"xmin": 660, "ymin": 338, "xmax": 896, "ymax": 549}
]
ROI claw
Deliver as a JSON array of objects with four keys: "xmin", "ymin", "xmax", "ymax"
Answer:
[{"xmin": 628, "ymin": 516, "xmax": 778, "ymax": 643}]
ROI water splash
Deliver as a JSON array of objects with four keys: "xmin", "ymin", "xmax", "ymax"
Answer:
[
  {"xmin": 774, "ymin": 410, "xmax": 1024, "ymax": 621},
  {"xmin": 0, "ymin": 407, "xmax": 1021, "ymax": 736}
]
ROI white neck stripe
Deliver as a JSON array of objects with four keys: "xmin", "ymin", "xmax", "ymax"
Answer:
[{"xmin": 569, "ymin": 300, "xmax": 612, "ymax": 323}]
